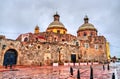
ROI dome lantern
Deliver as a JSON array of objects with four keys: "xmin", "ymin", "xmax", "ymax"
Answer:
[
  {"xmin": 53, "ymin": 12, "xmax": 60, "ymax": 21},
  {"xmin": 84, "ymin": 15, "xmax": 89, "ymax": 23}
]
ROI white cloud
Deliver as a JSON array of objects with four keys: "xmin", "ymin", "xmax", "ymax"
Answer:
[{"xmin": 0, "ymin": 0, "xmax": 120, "ymax": 57}]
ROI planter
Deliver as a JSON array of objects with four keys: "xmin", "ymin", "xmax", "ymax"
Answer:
[
  {"xmin": 80, "ymin": 63, "xmax": 84, "ymax": 65},
  {"xmin": 53, "ymin": 63, "xmax": 58, "ymax": 66},
  {"xmin": 93, "ymin": 62, "xmax": 99, "ymax": 64},
  {"xmin": 89, "ymin": 63, "xmax": 91, "ymax": 65},
  {"xmin": 69, "ymin": 63, "xmax": 74, "ymax": 66},
  {"xmin": 81, "ymin": 63, "xmax": 87, "ymax": 65},
  {"xmin": 75, "ymin": 63, "xmax": 79, "ymax": 66},
  {"xmin": 64, "ymin": 63, "xmax": 69, "ymax": 66}
]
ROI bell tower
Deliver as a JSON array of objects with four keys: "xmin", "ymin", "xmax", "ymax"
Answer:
[{"xmin": 34, "ymin": 25, "xmax": 40, "ymax": 34}]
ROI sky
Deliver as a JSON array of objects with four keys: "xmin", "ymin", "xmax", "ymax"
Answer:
[{"xmin": 0, "ymin": 0, "xmax": 120, "ymax": 57}]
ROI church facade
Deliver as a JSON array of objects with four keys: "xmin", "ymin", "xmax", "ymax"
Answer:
[{"xmin": 0, "ymin": 13, "xmax": 110, "ymax": 66}]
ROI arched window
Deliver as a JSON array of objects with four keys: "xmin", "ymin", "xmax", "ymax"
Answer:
[
  {"xmin": 95, "ymin": 44, "xmax": 99, "ymax": 49},
  {"xmin": 62, "ymin": 39, "xmax": 65, "ymax": 41},
  {"xmin": 99, "ymin": 45, "xmax": 102, "ymax": 49},
  {"xmin": 76, "ymin": 42, "xmax": 79, "ymax": 46},
  {"xmin": 24, "ymin": 37, "xmax": 28, "ymax": 42},
  {"xmin": 83, "ymin": 32, "xmax": 87, "ymax": 36},
  {"xmin": 57, "ymin": 30, "xmax": 60, "ymax": 34},
  {"xmin": 63, "ymin": 31, "xmax": 65, "ymax": 34},
  {"xmin": 38, "ymin": 46, "xmax": 40, "ymax": 49},
  {"xmin": 84, "ymin": 43, "xmax": 89, "ymax": 48},
  {"xmin": 90, "ymin": 32, "xmax": 93, "ymax": 36},
  {"xmin": 36, "ymin": 38, "xmax": 38, "ymax": 42}
]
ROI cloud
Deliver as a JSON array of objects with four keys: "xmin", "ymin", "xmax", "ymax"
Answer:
[{"xmin": 0, "ymin": 0, "xmax": 120, "ymax": 57}]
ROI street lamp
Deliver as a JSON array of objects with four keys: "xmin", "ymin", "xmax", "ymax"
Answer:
[
  {"xmin": 78, "ymin": 54, "xmax": 82, "ymax": 65},
  {"xmin": 102, "ymin": 53, "xmax": 106, "ymax": 64}
]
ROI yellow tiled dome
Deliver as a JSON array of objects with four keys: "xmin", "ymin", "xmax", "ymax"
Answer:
[
  {"xmin": 46, "ymin": 12, "xmax": 67, "ymax": 34},
  {"xmin": 48, "ymin": 21, "xmax": 66, "ymax": 29},
  {"xmin": 78, "ymin": 23, "xmax": 97, "ymax": 31}
]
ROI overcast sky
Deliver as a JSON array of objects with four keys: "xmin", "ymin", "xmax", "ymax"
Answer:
[{"xmin": 0, "ymin": 0, "xmax": 120, "ymax": 57}]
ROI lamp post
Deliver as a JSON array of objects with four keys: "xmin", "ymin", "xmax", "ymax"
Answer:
[
  {"xmin": 103, "ymin": 53, "xmax": 106, "ymax": 64},
  {"xmin": 78, "ymin": 54, "xmax": 82, "ymax": 66},
  {"xmin": 57, "ymin": 47, "xmax": 62, "ymax": 63}
]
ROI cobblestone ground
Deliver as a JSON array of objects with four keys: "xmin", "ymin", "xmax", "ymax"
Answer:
[
  {"xmin": 0, "ymin": 63, "xmax": 119, "ymax": 79},
  {"xmin": 110, "ymin": 62, "xmax": 120, "ymax": 79}
]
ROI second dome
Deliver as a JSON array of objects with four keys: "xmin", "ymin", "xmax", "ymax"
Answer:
[{"xmin": 77, "ymin": 15, "xmax": 97, "ymax": 33}]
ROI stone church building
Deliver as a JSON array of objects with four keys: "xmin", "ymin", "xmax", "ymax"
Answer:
[{"xmin": 0, "ymin": 13, "xmax": 110, "ymax": 66}]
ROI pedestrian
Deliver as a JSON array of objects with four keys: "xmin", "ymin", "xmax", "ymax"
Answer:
[
  {"xmin": 9, "ymin": 55, "xmax": 14, "ymax": 70},
  {"xmin": 87, "ymin": 61, "xmax": 88, "ymax": 65},
  {"xmin": 4, "ymin": 58, "xmax": 9, "ymax": 69},
  {"xmin": 103, "ymin": 64, "xmax": 105, "ymax": 70},
  {"xmin": 4, "ymin": 56, "xmax": 9, "ymax": 69}
]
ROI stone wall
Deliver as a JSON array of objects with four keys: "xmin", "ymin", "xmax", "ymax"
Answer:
[
  {"xmin": 79, "ymin": 36, "xmax": 107, "ymax": 62},
  {"xmin": 0, "ymin": 34, "xmax": 108, "ymax": 66},
  {"xmin": 0, "ymin": 38, "xmax": 79, "ymax": 66},
  {"xmin": 19, "ymin": 43, "xmax": 79, "ymax": 66}
]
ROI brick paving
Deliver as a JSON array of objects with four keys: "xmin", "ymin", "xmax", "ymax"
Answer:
[{"xmin": 0, "ymin": 63, "xmax": 119, "ymax": 79}]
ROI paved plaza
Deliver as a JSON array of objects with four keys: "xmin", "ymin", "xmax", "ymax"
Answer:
[{"xmin": 0, "ymin": 62, "xmax": 120, "ymax": 79}]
